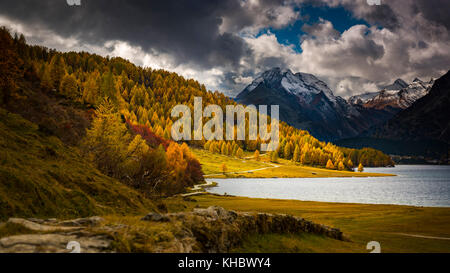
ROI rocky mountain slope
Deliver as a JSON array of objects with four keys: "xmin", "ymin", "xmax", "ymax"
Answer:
[
  {"xmin": 348, "ymin": 79, "xmax": 409, "ymax": 106},
  {"xmin": 235, "ymin": 68, "xmax": 390, "ymax": 141},
  {"xmin": 362, "ymin": 78, "xmax": 433, "ymax": 110},
  {"xmin": 339, "ymin": 71, "xmax": 449, "ymax": 163},
  {"xmin": 372, "ymin": 71, "xmax": 450, "ymax": 144},
  {"xmin": 347, "ymin": 91, "xmax": 379, "ymax": 105}
]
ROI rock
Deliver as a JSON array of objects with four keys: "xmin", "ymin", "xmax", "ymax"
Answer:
[
  {"xmin": 58, "ymin": 216, "xmax": 104, "ymax": 227},
  {"xmin": 193, "ymin": 206, "xmax": 237, "ymax": 223},
  {"xmin": 0, "ymin": 216, "xmax": 112, "ymax": 253},
  {"xmin": 141, "ymin": 212, "xmax": 170, "ymax": 222},
  {"xmin": 0, "ymin": 233, "xmax": 112, "ymax": 253},
  {"xmin": 27, "ymin": 218, "xmax": 45, "ymax": 224},
  {"xmin": 7, "ymin": 218, "xmax": 81, "ymax": 232},
  {"xmin": 46, "ymin": 218, "xmax": 58, "ymax": 224},
  {"xmin": 1, "ymin": 208, "xmax": 348, "ymax": 253}
]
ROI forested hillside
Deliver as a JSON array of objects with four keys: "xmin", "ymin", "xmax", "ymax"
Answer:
[
  {"xmin": 0, "ymin": 27, "xmax": 203, "ymax": 198},
  {"xmin": 0, "ymin": 25, "xmax": 393, "ymax": 192}
]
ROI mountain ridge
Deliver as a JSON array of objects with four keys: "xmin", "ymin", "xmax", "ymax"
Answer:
[
  {"xmin": 236, "ymin": 67, "xmax": 389, "ymax": 141},
  {"xmin": 339, "ymin": 70, "xmax": 450, "ymax": 163},
  {"xmin": 371, "ymin": 70, "xmax": 450, "ymax": 144},
  {"xmin": 362, "ymin": 78, "xmax": 434, "ymax": 110}
]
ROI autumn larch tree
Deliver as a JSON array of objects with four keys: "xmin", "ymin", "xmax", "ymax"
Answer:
[
  {"xmin": 347, "ymin": 159, "xmax": 354, "ymax": 170},
  {"xmin": 326, "ymin": 159, "xmax": 335, "ymax": 169},
  {"xmin": 49, "ymin": 54, "xmax": 66, "ymax": 90},
  {"xmin": 338, "ymin": 161, "xmax": 345, "ymax": 171},
  {"xmin": 271, "ymin": 151, "xmax": 279, "ymax": 163},
  {"xmin": 254, "ymin": 150, "xmax": 260, "ymax": 161},
  {"xmin": 60, "ymin": 74, "xmax": 79, "ymax": 99},
  {"xmin": 221, "ymin": 163, "xmax": 227, "ymax": 174},
  {"xmin": 358, "ymin": 163, "xmax": 364, "ymax": 172},
  {"xmin": 236, "ymin": 147, "xmax": 244, "ymax": 158},
  {"xmin": 0, "ymin": 27, "xmax": 22, "ymax": 105},
  {"xmin": 293, "ymin": 145, "xmax": 300, "ymax": 162}
]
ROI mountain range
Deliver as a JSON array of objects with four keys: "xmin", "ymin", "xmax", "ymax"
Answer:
[
  {"xmin": 338, "ymin": 71, "xmax": 449, "ymax": 163},
  {"xmin": 236, "ymin": 67, "xmax": 395, "ymax": 141},
  {"xmin": 349, "ymin": 78, "xmax": 434, "ymax": 110},
  {"xmin": 236, "ymin": 67, "xmax": 448, "ymax": 162},
  {"xmin": 370, "ymin": 71, "xmax": 450, "ymax": 142}
]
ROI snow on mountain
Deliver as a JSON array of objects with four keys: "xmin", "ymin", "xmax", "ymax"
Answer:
[
  {"xmin": 241, "ymin": 67, "xmax": 337, "ymax": 104},
  {"xmin": 236, "ymin": 68, "xmax": 436, "ymax": 141},
  {"xmin": 383, "ymin": 78, "xmax": 409, "ymax": 91},
  {"xmin": 235, "ymin": 67, "xmax": 378, "ymax": 141},
  {"xmin": 363, "ymin": 78, "xmax": 434, "ymax": 110},
  {"xmin": 347, "ymin": 78, "xmax": 408, "ymax": 106},
  {"xmin": 347, "ymin": 92, "xmax": 379, "ymax": 105}
]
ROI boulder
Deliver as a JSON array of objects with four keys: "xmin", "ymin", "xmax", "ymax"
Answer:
[
  {"xmin": 141, "ymin": 212, "xmax": 170, "ymax": 222},
  {"xmin": 58, "ymin": 216, "xmax": 104, "ymax": 227},
  {"xmin": 0, "ymin": 233, "xmax": 111, "ymax": 253}
]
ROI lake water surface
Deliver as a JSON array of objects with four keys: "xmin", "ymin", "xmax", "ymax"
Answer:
[{"xmin": 206, "ymin": 165, "xmax": 450, "ymax": 207}]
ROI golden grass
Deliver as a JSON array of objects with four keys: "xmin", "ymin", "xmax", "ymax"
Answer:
[
  {"xmin": 0, "ymin": 108, "xmax": 156, "ymax": 221},
  {"xmin": 192, "ymin": 148, "xmax": 267, "ymax": 175}
]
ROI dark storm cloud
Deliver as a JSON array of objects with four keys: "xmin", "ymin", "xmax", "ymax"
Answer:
[
  {"xmin": 414, "ymin": 0, "xmax": 450, "ymax": 30},
  {"xmin": 0, "ymin": 0, "xmax": 250, "ymax": 69},
  {"xmin": 361, "ymin": 4, "xmax": 399, "ymax": 30},
  {"xmin": 417, "ymin": 41, "xmax": 428, "ymax": 49},
  {"xmin": 1, "ymin": 0, "xmax": 449, "ymax": 96}
]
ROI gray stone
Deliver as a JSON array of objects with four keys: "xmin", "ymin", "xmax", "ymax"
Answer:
[
  {"xmin": 58, "ymin": 216, "xmax": 104, "ymax": 227},
  {"xmin": 0, "ymin": 233, "xmax": 112, "ymax": 253},
  {"xmin": 7, "ymin": 218, "xmax": 82, "ymax": 232},
  {"xmin": 141, "ymin": 212, "xmax": 170, "ymax": 222}
]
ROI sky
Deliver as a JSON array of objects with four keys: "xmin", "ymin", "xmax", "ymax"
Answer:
[{"xmin": 0, "ymin": 0, "xmax": 449, "ymax": 98}]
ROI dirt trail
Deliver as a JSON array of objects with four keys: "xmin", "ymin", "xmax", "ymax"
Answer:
[{"xmin": 203, "ymin": 162, "xmax": 280, "ymax": 178}]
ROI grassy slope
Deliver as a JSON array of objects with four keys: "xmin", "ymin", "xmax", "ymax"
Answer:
[
  {"xmin": 0, "ymin": 108, "xmax": 155, "ymax": 221},
  {"xmin": 185, "ymin": 195, "xmax": 450, "ymax": 253},
  {"xmin": 192, "ymin": 148, "xmax": 393, "ymax": 178}
]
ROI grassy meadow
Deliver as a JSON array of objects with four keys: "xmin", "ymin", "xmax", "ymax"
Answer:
[{"xmin": 192, "ymin": 148, "xmax": 394, "ymax": 178}]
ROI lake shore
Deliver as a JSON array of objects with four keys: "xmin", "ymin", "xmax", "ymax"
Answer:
[{"xmin": 204, "ymin": 165, "xmax": 450, "ymax": 207}]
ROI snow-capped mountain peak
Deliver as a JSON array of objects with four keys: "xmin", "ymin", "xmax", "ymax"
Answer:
[
  {"xmin": 361, "ymin": 78, "xmax": 434, "ymax": 110},
  {"xmin": 235, "ymin": 67, "xmax": 369, "ymax": 141},
  {"xmin": 386, "ymin": 78, "xmax": 409, "ymax": 90},
  {"xmin": 242, "ymin": 67, "xmax": 336, "ymax": 103}
]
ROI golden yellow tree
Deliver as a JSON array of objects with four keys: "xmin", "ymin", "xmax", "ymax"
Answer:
[
  {"xmin": 347, "ymin": 159, "xmax": 354, "ymax": 169},
  {"xmin": 271, "ymin": 151, "xmax": 279, "ymax": 163},
  {"xmin": 338, "ymin": 161, "xmax": 345, "ymax": 171},
  {"xmin": 236, "ymin": 147, "xmax": 244, "ymax": 158},
  {"xmin": 326, "ymin": 159, "xmax": 335, "ymax": 169},
  {"xmin": 293, "ymin": 145, "xmax": 300, "ymax": 162},
  {"xmin": 254, "ymin": 150, "xmax": 260, "ymax": 161},
  {"xmin": 358, "ymin": 163, "xmax": 364, "ymax": 172}
]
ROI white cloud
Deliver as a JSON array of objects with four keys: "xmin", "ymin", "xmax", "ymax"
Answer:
[{"xmin": 240, "ymin": 12, "xmax": 449, "ymax": 96}]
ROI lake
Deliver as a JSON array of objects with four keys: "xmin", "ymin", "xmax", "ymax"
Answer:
[{"xmin": 206, "ymin": 165, "xmax": 450, "ymax": 207}]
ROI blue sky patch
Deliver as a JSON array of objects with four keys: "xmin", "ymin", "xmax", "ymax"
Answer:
[{"xmin": 267, "ymin": 4, "xmax": 369, "ymax": 52}]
